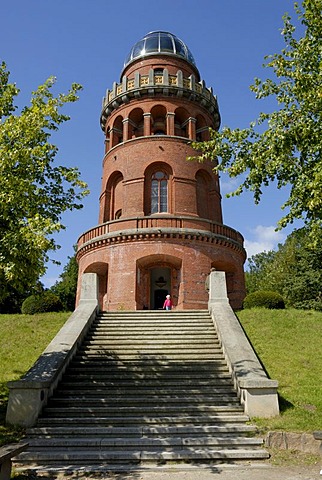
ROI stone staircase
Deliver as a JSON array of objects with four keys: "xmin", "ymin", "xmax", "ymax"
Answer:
[{"xmin": 17, "ymin": 310, "xmax": 269, "ymax": 468}]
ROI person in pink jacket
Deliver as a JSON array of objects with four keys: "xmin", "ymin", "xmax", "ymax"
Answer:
[{"xmin": 163, "ymin": 294, "xmax": 173, "ymax": 310}]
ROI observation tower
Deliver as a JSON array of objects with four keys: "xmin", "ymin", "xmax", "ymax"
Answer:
[{"xmin": 76, "ymin": 31, "xmax": 246, "ymax": 310}]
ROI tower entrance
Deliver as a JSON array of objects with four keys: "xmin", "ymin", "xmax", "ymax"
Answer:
[
  {"xmin": 136, "ymin": 255, "xmax": 181, "ymax": 310},
  {"xmin": 150, "ymin": 267, "xmax": 171, "ymax": 309}
]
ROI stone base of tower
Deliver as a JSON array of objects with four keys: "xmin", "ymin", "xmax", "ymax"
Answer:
[{"xmin": 76, "ymin": 224, "xmax": 246, "ymax": 311}]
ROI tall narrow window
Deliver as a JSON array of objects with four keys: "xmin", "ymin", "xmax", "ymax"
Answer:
[{"xmin": 151, "ymin": 171, "xmax": 168, "ymax": 213}]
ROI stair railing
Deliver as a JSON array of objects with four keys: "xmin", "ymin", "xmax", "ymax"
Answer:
[
  {"xmin": 207, "ymin": 270, "xmax": 280, "ymax": 419},
  {"xmin": 6, "ymin": 274, "xmax": 99, "ymax": 427}
]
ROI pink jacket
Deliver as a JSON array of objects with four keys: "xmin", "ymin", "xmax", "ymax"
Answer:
[{"xmin": 163, "ymin": 298, "xmax": 173, "ymax": 308}]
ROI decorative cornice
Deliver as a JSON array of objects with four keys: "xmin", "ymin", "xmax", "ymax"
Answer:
[{"xmin": 76, "ymin": 227, "xmax": 246, "ymax": 262}]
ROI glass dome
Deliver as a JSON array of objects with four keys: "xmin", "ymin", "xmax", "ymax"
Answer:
[{"xmin": 124, "ymin": 31, "xmax": 197, "ymax": 68}]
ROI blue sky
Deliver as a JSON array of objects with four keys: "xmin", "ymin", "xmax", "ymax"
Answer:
[{"xmin": 1, "ymin": 1, "xmax": 302, "ymax": 286}]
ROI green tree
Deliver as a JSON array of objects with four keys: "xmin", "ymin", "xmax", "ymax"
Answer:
[
  {"xmin": 51, "ymin": 249, "xmax": 78, "ymax": 311},
  {"xmin": 245, "ymin": 250, "xmax": 276, "ymax": 294},
  {"xmin": 0, "ymin": 281, "xmax": 43, "ymax": 314},
  {"xmin": 276, "ymin": 228, "xmax": 322, "ymax": 309},
  {"xmin": 0, "ymin": 63, "xmax": 88, "ymax": 300},
  {"xmin": 245, "ymin": 228, "xmax": 322, "ymax": 309},
  {"xmin": 193, "ymin": 0, "xmax": 322, "ymax": 235}
]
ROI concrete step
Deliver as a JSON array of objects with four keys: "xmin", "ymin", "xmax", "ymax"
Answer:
[
  {"xmin": 82, "ymin": 338, "xmax": 220, "ymax": 346},
  {"xmin": 61, "ymin": 368, "xmax": 232, "ymax": 377},
  {"xmin": 91, "ymin": 328, "xmax": 215, "ymax": 334},
  {"xmin": 98, "ymin": 316, "xmax": 212, "ymax": 320},
  {"xmin": 61, "ymin": 371, "xmax": 232, "ymax": 379},
  {"xmin": 67, "ymin": 359, "xmax": 227, "ymax": 369},
  {"xmin": 64, "ymin": 360, "xmax": 230, "ymax": 368},
  {"xmin": 91, "ymin": 325, "xmax": 214, "ymax": 331},
  {"xmin": 64, "ymin": 372, "xmax": 230, "ymax": 379},
  {"xmin": 97, "ymin": 310, "xmax": 209, "ymax": 318},
  {"xmin": 17, "ymin": 448, "xmax": 269, "ymax": 463},
  {"xmin": 88, "ymin": 330, "xmax": 218, "ymax": 336},
  {"xmin": 42, "ymin": 406, "xmax": 245, "ymax": 417},
  {"xmin": 92, "ymin": 324, "xmax": 214, "ymax": 330},
  {"xmin": 90, "ymin": 327, "xmax": 215, "ymax": 334},
  {"xmin": 47, "ymin": 395, "xmax": 240, "ymax": 407},
  {"xmin": 80, "ymin": 343, "xmax": 222, "ymax": 350},
  {"xmin": 27, "ymin": 424, "xmax": 258, "ymax": 436},
  {"xmin": 78, "ymin": 342, "xmax": 222, "ymax": 350},
  {"xmin": 66, "ymin": 369, "xmax": 229, "ymax": 377},
  {"xmin": 36, "ymin": 414, "xmax": 252, "ymax": 426},
  {"xmin": 55, "ymin": 387, "xmax": 236, "ymax": 396},
  {"xmin": 93, "ymin": 319, "xmax": 213, "ymax": 324},
  {"xmin": 25, "ymin": 436, "xmax": 264, "ymax": 448},
  {"xmin": 95, "ymin": 315, "xmax": 212, "ymax": 320},
  {"xmin": 58, "ymin": 381, "xmax": 233, "ymax": 392},
  {"xmin": 60, "ymin": 374, "xmax": 233, "ymax": 385},
  {"xmin": 75, "ymin": 352, "xmax": 225, "ymax": 360}
]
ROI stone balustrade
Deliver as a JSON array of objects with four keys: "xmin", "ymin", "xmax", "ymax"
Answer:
[
  {"xmin": 207, "ymin": 271, "xmax": 280, "ymax": 419},
  {"xmin": 100, "ymin": 69, "xmax": 220, "ymax": 129},
  {"xmin": 77, "ymin": 215, "xmax": 245, "ymax": 254}
]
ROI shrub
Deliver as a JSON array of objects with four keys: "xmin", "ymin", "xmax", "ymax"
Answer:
[
  {"xmin": 243, "ymin": 290, "xmax": 285, "ymax": 309},
  {"xmin": 21, "ymin": 291, "xmax": 64, "ymax": 315}
]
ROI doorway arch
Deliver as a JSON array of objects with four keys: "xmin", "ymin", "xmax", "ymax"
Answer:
[{"xmin": 136, "ymin": 254, "xmax": 182, "ymax": 310}]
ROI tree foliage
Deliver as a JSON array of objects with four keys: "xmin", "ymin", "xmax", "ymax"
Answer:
[
  {"xmin": 51, "ymin": 249, "xmax": 78, "ymax": 311},
  {"xmin": 0, "ymin": 63, "xmax": 89, "ymax": 299},
  {"xmin": 245, "ymin": 250, "xmax": 277, "ymax": 294},
  {"xmin": 0, "ymin": 281, "xmax": 43, "ymax": 314},
  {"xmin": 193, "ymin": 1, "xmax": 322, "ymax": 234},
  {"xmin": 246, "ymin": 227, "xmax": 322, "ymax": 310}
]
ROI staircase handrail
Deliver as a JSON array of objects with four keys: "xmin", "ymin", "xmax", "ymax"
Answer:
[
  {"xmin": 207, "ymin": 270, "xmax": 279, "ymax": 418},
  {"xmin": 6, "ymin": 274, "xmax": 99, "ymax": 427}
]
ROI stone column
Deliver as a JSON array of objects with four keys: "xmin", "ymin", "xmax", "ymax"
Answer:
[
  {"xmin": 167, "ymin": 112, "xmax": 175, "ymax": 136},
  {"xmin": 188, "ymin": 117, "xmax": 196, "ymax": 140},
  {"xmin": 144, "ymin": 113, "xmax": 151, "ymax": 136},
  {"xmin": 122, "ymin": 118, "xmax": 130, "ymax": 142}
]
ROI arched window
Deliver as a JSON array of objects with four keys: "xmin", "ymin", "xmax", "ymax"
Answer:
[
  {"xmin": 196, "ymin": 172, "xmax": 209, "ymax": 218},
  {"xmin": 115, "ymin": 209, "xmax": 122, "ymax": 219},
  {"xmin": 196, "ymin": 114, "xmax": 210, "ymax": 142},
  {"xmin": 151, "ymin": 105, "xmax": 167, "ymax": 135},
  {"xmin": 128, "ymin": 108, "xmax": 144, "ymax": 139},
  {"xmin": 151, "ymin": 171, "xmax": 168, "ymax": 213},
  {"xmin": 103, "ymin": 172, "xmax": 123, "ymax": 222}
]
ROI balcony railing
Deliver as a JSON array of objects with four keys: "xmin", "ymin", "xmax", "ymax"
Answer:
[
  {"xmin": 100, "ymin": 69, "xmax": 220, "ymax": 130},
  {"xmin": 77, "ymin": 215, "xmax": 244, "ymax": 250}
]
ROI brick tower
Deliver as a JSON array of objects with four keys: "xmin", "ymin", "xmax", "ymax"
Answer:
[{"xmin": 76, "ymin": 31, "xmax": 246, "ymax": 311}]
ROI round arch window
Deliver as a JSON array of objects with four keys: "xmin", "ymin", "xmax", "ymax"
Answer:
[{"xmin": 151, "ymin": 171, "xmax": 168, "ymax": 213}]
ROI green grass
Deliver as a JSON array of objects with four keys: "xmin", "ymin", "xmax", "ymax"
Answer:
[
  {"xmin": 237, "ymin": 308, "xmax": 322, "ymax": 432},
  {"xmin": 0, "ymin": 308, "xmax": 321, "ymax": 447},
  {"xmin": 0, "ymin": 312, "xmax": 70, "ymax": 445}
]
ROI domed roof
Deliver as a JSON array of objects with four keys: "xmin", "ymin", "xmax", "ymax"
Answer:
[{"xmin": 124, "ymin": 31, "xmax": 197, "ymax": 68}]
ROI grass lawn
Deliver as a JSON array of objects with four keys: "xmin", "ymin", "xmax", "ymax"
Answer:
[
  {"xmin": 0, "ymin": 308, "xmax": 321, "ymax": 447},
  {"xmin": 237, "ymin": 308, "xmax": 322, "ymax": 432},
  {"xmin": 0, "ymin": 312, "xmax": 70, "ymax": 445}
]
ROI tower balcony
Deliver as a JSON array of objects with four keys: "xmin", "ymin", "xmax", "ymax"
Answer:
[
  {"xmin": 77, "ymin": 215, "xmax": 245, "ymax": 260},
  {"xmin": 100, "ymin": 70, "xmax": 220, "ymax": 131}
]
